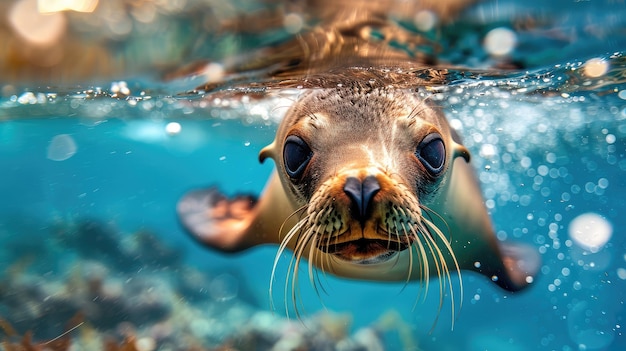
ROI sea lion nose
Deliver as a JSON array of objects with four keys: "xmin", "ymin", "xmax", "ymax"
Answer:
[{"xmin": 343, "ymin": 176, "xmax": 381, "ymax": 224}]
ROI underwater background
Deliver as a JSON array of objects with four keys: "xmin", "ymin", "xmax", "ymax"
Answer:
[{"xmin": 0, "ymin": 0, "xmax": 625, "ymax": 350}]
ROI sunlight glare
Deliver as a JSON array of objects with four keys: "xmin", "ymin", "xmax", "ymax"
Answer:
[{"xmin": 38, "ymin": 0, "xmax": 99, "ymax": 13}]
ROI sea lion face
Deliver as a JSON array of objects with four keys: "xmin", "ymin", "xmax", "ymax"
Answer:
[{"xmin": 261, "ymin": 87, "xmax": 468, "ymax": 265}]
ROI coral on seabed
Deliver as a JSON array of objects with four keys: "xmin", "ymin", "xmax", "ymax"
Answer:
[{"xmin": 0, "ymin": 217, "xmax": 400, "ymax": 350}]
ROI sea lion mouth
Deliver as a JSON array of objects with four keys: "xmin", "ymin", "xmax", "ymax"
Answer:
[{"xmin": 319, "ymin": 238, "xmax": 409, "ymax": 264}]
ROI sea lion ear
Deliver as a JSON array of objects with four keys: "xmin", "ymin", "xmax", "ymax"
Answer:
[
  {"xmin": 259, "ymin": 141, "xmax": 277, "ymax": 163},
  {"xmin": 452, "ymin": 143, "xmax": 471, "ymax": 162}
]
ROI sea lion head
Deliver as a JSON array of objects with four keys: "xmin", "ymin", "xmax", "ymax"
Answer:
[{"xmin": 260, "ymin": 86, "xmax": 470, "ymax": 266}]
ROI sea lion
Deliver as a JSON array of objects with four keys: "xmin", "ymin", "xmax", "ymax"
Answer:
[
  {"xmin": 177, "ymin": 85, "xmax": 540, "ymax": 296},
  {"xmin": 176, "ymin": 1, "xmax": 540, "ymax": 317}
]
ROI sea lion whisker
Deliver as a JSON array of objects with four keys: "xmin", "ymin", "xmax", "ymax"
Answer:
[
  {"xmin": 308, "ymin": 232, "xmax": 331, "ymax": 313},
  {"xmin": 289, "ymin": 207, "xmax": 331, "ymax": 318},
  {"xmin": 269, "ymin": 104, "xmax": 297, "ymax": 121},
  {"xmin": 288, "ymin": 226, "xmax": 317, "ymax": 320},
  {"xmin": 419, "ymin": 204, "xmax": 452, "ymax": 238},
  {"xmin": 270, "ymin": 217, "xmax": 310, "ymax": 313},
  {"xmin": 413, "ymin": 219, "xmax": 449, "ymax": 328},
  {"xmin": 291, "ymin": 204, "xmax": 331, "ymax": 259},
  {"xmin": 308, "ymin": 234, "xmax": 320, "ymax": 296},
  {"xmin": 390, "ymin": 200, "xmax": 435, "ymax": 306},
  {"xmin": 308, "ymin": 200, "xmax": 333, "ymax": 227},
  {"xmin": 320, "ymin": 222, "xmax": 344, "ymax": 296},
  {"xmin": 420, "ymin": 217, "xmax": 463, "ymax": 330},
  {"xmin": 279, "ymin": 205, "xmax": 309, "ymax": 240},
  {"xmin": 422, "ymin": 93, "xmax": 435, "ymax": 103},
  {"xmin": 296, "ymin": 102, "xmax": 326, "ymax": 129},
  {"xmin": 323, "ymin": 224, "xmax": 334, "ymax": 276},
  {"xmin": 290, "ymin": 236, "xmax": 310, "ymax": 320},
  {"xmin": 408, "ymin": 223, "xmax": 430, "ymax": 306},
  {"xmin": 398, "ymin": 225, "xmax": 413, "ymax": 292},
  {"xmin": 407, "ymin": 103, "xmax": 429, "ymax": 124},
  {"xmin": 271, "ymin": 222, "xmax": 301, "ymax": 282},
  {"xmin": 269, "ymin": 94, "xmax": 297, "ymax": 113},
  {"xmin": 387, "ymin": 211, "xmax": 401, "ymax": 250},
  {"xmin": 385, "ymin": 207, "xmax": 406, "ymax": 269},
  {"xmin": 420, "ymin": 216, "xmax": 463, "ymax": 308}
]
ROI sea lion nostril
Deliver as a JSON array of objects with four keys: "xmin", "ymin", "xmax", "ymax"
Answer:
[{"xmin": 343, "ymin": 176, "xmax": 381, "ymax": 223}]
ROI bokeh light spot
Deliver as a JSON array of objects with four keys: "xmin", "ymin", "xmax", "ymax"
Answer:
[
  {"xmin": 9, "ymin": 0, "xmax": 67, "ymax": 47},
  {"xmin": 484, "ymin": 27, "xmax": 517, "ymax": 56},
  {"xmin": 617, "ymin": 268, "xmax": 626, "ymax": 280},
  {"xmin": 283, "ymin": 13, "xmax": 304, "ymax": 34},
  {"xmin": 165, "ymin": 122, "xmax": 182, "ymax": 135},
  {"xmin": 568, "ymin": 213, "xmax": 612, "ymax": 253},
  {"xmin": 583, "ymin": 58, "xmax": 609, "ymax": 78},
  {"xmin": 414, "ymin": 10, "xmax": 437, "ymax": 32},
  {"xmin": 38, "ymin": 0, "xmax": 99, "ymax": 13},
  {"xmin": 47, "ymin": 134, "xmax": 77, "ymax": 161}
]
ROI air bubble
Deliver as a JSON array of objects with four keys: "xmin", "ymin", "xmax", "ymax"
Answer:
[
  {"xmin": 605, "ymin": 134, "xmax": 616, "ymax": 144},
  {"xmin": 47, "ymin": 134, "xmax": 77, "ymax": 161},
  {"xmin": 519, "ymin": 195, "xmax": 531, "ymax": 206},
  {"xmin": 549, "ymin": 168, "xmax": 560, "ymax": 179},
  {"xmin": 569, "ymin": 213, "xmax": 612, "ymax": 253}
]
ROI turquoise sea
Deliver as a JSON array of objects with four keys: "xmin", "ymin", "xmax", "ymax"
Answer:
[{"xmin": 0, "ymin": 0, "xmax": 625, "ymax": 350}]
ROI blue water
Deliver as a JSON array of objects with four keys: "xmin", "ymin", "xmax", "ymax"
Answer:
[{"xmin": 1, "ymin": 1, "xmax": 626, "ymax": 350}]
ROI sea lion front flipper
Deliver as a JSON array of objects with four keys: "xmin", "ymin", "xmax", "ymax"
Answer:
[
  {"xmin": 495, "ymin": 241, "xmax": 542, "ymax": 292},
  {"xmin": 177, "ymin": 188, "xmax": 258, "ymax": 252},
  {"xmin": 177, "ymin": 173, "xmax": 297, "ymax": 253}
]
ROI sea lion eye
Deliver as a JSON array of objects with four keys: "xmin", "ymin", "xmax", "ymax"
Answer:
[
  {"xmin": 283, "ymin": 135, "xmax": 313, "ymax": 178},
  {"xmin": 416, "ymin": 134, "xmax": 445, "ymax": 175}
]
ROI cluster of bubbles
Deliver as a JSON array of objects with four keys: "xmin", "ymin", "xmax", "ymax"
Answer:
[{"xmin": 442, "ymin": 59, "xmax": 624, "ymax": 350}]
